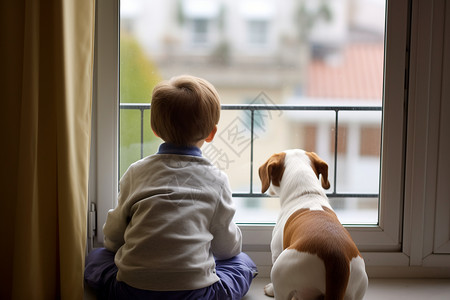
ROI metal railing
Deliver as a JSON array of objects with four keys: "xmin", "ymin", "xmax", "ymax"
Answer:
[{"xmin": 120, "ymin": 103, "xmax": 382, "ymax": 199}]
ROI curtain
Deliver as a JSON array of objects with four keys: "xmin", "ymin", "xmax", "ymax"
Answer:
[{"xmin": 0, "ymin": 0, "xmax": 95, "ymax": 299}]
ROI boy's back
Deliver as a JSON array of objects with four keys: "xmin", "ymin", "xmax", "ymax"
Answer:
[{"xmin": 103, "ymin": 151, "xmax": 242, "ymax": 291}]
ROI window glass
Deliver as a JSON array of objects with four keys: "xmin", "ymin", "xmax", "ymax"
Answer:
[
  {"xmin": 191, "ymin": 19, "xmax": 209, "ymax": 45},
  {"xmin": 247, "ymin": 20, "xmax": 269, "ymax": 45},
  {"xmin": 119, "ymin": 0, "xmax": 386, "ymax": 224}
]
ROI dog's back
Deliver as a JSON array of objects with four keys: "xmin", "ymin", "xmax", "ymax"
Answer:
[{"xmin": 279, "ymin": 207, "xmax": 366, "ymax": 300}]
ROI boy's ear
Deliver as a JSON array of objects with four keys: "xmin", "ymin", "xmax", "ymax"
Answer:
[
  {"xmin": 152, "ymin": 129, "xmax": 160, "ymax": 138},
  {"xmin": 205, "ymin": 126, "xmax": 217, "ymax": 143}
]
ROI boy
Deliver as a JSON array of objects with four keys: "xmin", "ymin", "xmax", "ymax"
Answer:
[{"xmin": 85, "ymin": 75, "xmax": 257, "ymax": 300}]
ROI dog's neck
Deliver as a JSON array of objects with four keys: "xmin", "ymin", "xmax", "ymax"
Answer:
[
  {"xmin": 296, "ymin": 190, "xmax": 324, "ymax": 198},
  {"xmin": 278, "ymin": 168, "xmax": 328, "ymax": 209}
]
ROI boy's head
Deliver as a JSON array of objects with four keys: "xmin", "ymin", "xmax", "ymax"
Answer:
[{"xmin": 151, "ymin": 75, "xmax": 221, "ymax": 146}]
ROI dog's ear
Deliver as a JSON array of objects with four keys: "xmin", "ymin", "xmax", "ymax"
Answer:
[
  {"xmin": 258, "ymin": 152, "xmax": 286, "ymax": 193},
  {"xmin": 306, "ymin": 152, "xmax": 331, "ymax": 190}
]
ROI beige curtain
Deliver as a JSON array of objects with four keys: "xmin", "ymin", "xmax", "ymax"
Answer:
[{"xmin": 0, "ymin": 0, "xmax": 95, "ymax": 299}]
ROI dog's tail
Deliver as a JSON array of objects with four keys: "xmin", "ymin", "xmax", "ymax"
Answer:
[{"xmin": 324, "ymin": 252, "xmax": 350, "ymax": 300}]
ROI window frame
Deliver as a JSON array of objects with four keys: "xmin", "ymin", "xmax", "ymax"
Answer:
[{"xmin": 90, "ymin": 0, "xmax": 450, "ymax": 277}]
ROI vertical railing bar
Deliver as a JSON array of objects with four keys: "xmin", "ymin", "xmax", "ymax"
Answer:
[
  {"xmin": 333, "ymin": 109, "xmax": 339, "ymax": 195},
  {"xmin": 250, "ymin": 109, "xmax": 254, "ymax": 194},
  {"xmin": 140, "ymin": 108, "xmax": 144, "ymax": 159}
]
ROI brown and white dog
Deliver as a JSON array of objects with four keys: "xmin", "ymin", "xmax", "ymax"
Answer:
[{"xmin": 259, "ymin": 149, "xmax": 368, "ymax": 300}]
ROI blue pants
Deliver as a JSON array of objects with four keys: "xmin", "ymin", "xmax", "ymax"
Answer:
[{"xmin": 85, "ymin": 248, "xmax": 257, "ymax": 300}]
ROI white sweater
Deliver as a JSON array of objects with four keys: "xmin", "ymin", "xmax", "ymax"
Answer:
[{"xmin": 103, "ymin": 150, "xmax": 242, "ymax": 291}]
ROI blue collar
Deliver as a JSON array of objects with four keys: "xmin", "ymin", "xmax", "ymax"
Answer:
[{"xmin": 157, "ymin": 143, "xmax": 202, "ymax": 157}]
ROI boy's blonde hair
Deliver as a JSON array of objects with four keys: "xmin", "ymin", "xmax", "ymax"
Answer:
[{"xmin": 151, "ymin": 75, "xmax": 221, "ymax": 146}]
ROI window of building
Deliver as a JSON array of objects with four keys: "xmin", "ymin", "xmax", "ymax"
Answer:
[
  {"xmin": 331, "ymin": 125, "xmax": 348, "ymax": 155},
  {"xmin": 247, "ymin": 20, "xmax": 268, "ymax": 45},
  {"xmin": 191, "ymin": 19, "xmax": 209, "ymax": 45},
  {"xmin": 360, "ymin": 126, "xmax": 381, "ymax": 157}
]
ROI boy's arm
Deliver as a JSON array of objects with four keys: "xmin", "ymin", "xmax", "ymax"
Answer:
[
  {"xmin": 102, "ymin": 168, "xmax": 133, "ymax": 252},
  {"xmin": 103, "ymin": 207, "xmax": 127, "ymax": 252},
  {"xmin": 210, "ymin": 179, "xmax": 242, "ymax": 260}
]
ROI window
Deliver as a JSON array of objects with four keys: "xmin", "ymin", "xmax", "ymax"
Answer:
[
  {"xmin": 118, "ymin": 0, "xmax": 385, "ymax": 225},
  {"xmin": 92, "ymin": 0, "xmax": 450, "ymax": 276},
  {"xmin": 247, "ymin": 20, "xmax": 268, "ymax": 45},
  {"xmin": 360, "ymin": 126, "xmax": 381, "ymax": 157},
  {"xmin": 191, "ymin": 19, "xmax": 209, "ymax": 45}
]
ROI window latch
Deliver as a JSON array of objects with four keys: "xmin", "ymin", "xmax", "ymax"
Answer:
[{"xmin": 89, "ymin": 202, "xmax": 97, "ymax": 239}]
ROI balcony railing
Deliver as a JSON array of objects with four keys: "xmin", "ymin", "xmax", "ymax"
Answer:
[{"xmin": 120, "ymin": 103, "xmax": 382, "ymax": 199}]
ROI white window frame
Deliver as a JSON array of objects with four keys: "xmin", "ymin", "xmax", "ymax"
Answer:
[{"xmin": 90, "ymin": 0, "xmax": 450, "ymax": 277}]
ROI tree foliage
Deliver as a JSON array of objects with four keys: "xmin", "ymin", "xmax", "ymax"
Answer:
[{"xmin": 119, "ymin": 32, "xmax": 162, "ymax": 177}]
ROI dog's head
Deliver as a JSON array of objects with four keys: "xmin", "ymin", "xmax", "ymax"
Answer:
[{"xmin": 258, "ymin": 149, "xmax": 330, "ymax": 196}]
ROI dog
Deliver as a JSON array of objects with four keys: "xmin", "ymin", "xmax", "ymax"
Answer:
[{"xmin": 258, "ymin": 149, "xmax": 368, "ymax": 300}]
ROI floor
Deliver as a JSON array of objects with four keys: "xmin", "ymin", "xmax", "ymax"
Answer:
[
  {"xmin": 86, "ymin": 277, "xmax": 450, "ymax": 299},
  {"xmin": 243, "ymin": 277, "xmax": 450, "ymax": 300}
]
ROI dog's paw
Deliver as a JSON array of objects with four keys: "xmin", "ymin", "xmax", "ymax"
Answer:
[{"xmin": 264, "ymin": 283, "xmax": 275, "ymax": 297}]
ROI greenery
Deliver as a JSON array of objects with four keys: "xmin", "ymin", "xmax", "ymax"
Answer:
[
  {"xmin": 296, "ymin": 0, "xmax": 333, "ymax": 42},
  {"xmin": 119, "ymin": 32, "xmax": 162, "ymax": 178}
]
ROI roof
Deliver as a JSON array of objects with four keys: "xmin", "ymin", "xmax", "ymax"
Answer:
[{"xmin": 306, "ymin": 43, "xmax": 384, "ymax": 101}]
